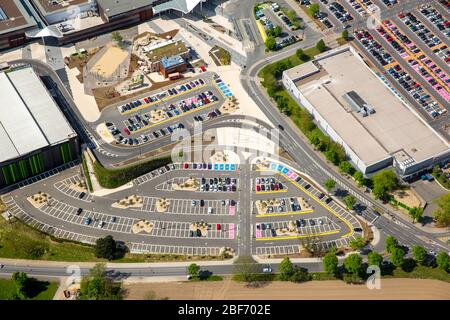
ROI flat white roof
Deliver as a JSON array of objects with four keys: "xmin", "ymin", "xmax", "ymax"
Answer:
[
  {"xmin": 292, "ymin": 46, "xmax": 449, "ymax": 166},
  {"xmin": 0, "ymin": 67, "xmax": 76, "ymax": 164}
]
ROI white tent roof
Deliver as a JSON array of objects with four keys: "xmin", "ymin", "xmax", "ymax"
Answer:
[
  {"xmin": 27, "ymin": 26, "xmax": 63, "ymax": 38},
  {"xmin": 153, "ymin": 0, "xmax": 204, "ymax": 15}
]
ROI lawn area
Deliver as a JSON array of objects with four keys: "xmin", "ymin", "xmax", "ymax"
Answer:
[
  {"xmin": 0, "ymin": 217, "xmax": 101, "ymax": 262},
  {"xmin": 384, "ymin": 265, "xmax": 450, "ymax": 283},
  {"xmin": 258, "ymin": 46, "xmax": 320, "ymax": 81},
  {"xmin": 0, "ymin": 278, "xmax": 58, "ymax": 300},
  {"xmin": 210, "ymin": 46, "xmax": 231, "ymax": 66}
]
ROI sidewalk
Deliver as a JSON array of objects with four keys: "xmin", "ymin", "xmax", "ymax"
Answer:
[{"xmin": 0, "ymin": 257, "xmax": 239, "ymax": 269}]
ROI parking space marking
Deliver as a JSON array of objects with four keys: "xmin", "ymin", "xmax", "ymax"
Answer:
[
  {"xmin": 137, "ymin": 196, "xmax": 236, "ymax": 216},
  {"xmin": 255, "ymin": 209, "xmax": 314, "ymax": 218}
]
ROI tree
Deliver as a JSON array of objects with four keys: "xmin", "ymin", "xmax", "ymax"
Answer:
[
  {"xmin": 434, "ymin": 193, "xmax": 450, "ymax": 227},
  {"xmin": 95, "ymin": 235, "xmax": 117, "ymax": 260},
  {"xmin": 367, "ymin": 251, "xmax": 383, "ymax": 267},
  {"xmin": 412, "ymin": 246, "xmax": 427, "ymax": 265},
  {"xmin": 307, "ymin": 3, "xmax": 320, "ymax": 17},
  {"xmin": 265, "ymin": 36, "xmax": 277, "ymax": 51},
  {"xmin": 349, "ymin": 236, "xmax": 365, "ymax": 251},
  {"xmin": 279, "ymin": 257, "xmax": 294, "ymax": 280},
  {"xmin": 436, "ymin": 251, "xmax": 450, "ymax": 271},
  {"xmin": 12, "ymin": 272, "xmax": 29, "ymax": 299},
  {"xmin": 268, "ymin": 25, "xmax": 282, "ymax": 37},
  {"xmin": 371, "ymin": 170, "xmax": 398, "ymax": 200},
  {"xmin": 187, "ymin": 263, "xmax": 200, "ymax": 278},
  {"xmin": 324, "ymin": 179, "xmax": 336, "ymax": 193},
  {"xmin": 232, "ymin": 257, "xmax": 260, "ymax": 284},
  {"xmin": 344, "ymin": 195, "xmax": 356, "ymax": 211},
  {"xmin": 342, "ymin": 29, "xmax": 349, "ymax": 40},
  {"xmin": 296, "ymin": 48, "xmax": 309, "ymax": 61},
  {"xmin": 79, "ymin": 263, "xmax": 124, "ymax": 300},
  {"xmin": 353, "ymin": 171, "xmax": 365, "ymax": 188},
  {"xmin": 111, "ymin": 31, "xmax": 124, "ymax": 48},
  {"xmin": 339, "ymin": 161, "xmax": 355, "ymax": 175},
  {"xmin": 322, "ymin": 253, "xmax": 338, "ymax": 276},
  {"xmin": 290, "ymin": 267, "xmax": 310, "ymax": 282},
  {"xmin": 409, "ymin": 207, "xmax": 423, "ymax": 223},
  {"xmin": 316, "ymin": 39, "xmax": 326, "ymax": 53},
  {"xmin": 385, "ymin": 235, "xmax": 398, "ymax": 254},
  {"xmin": 343, "ymin": 253, "xmax": 362, "ymax": 275},
  {"xmin": 390, "ymin": 247, "xmax": 405, "ymax": 268}
]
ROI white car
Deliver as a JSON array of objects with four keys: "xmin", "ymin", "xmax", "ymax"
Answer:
[
  {"xmin": 262, "ymin": 267, "xmax": 272, "ymax": 273},
  {"xmin": 97, "ymin": 221, "xmax": 104, "ymax": 229}
]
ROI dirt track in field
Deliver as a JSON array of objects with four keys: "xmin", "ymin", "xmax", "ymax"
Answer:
[{"xmin": 124, "ymin": 278, "xmax": 450, "ymax": 300}]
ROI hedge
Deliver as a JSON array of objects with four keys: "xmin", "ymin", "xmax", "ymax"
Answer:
[
  {"xmin": 81, "ymin": 155, "xmax": 93, "ymax": 192},
  {"xmin": 93, "ymin": 156, "xmax": 172, "ymax": 189}
]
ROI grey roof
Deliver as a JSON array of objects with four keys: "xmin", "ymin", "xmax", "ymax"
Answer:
[
  {"xmin": 0, "ymin": 0, "xmax": 37, "ymax": 35},
  {"xmin": 96, "ymin": 0, "xmax": 153, "ymax": 18},
  {"xmin": 0, "ymin": 67, "xmax": 76, "ymax": 164}
]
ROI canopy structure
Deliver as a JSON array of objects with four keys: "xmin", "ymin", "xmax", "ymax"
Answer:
[
  {"xmin": 26, "ymin": 26, "xmax": 63, "ymax": 39},
  {"xmin": 153, "ymin": 0, "xmax": 205, "ymax": 15}
]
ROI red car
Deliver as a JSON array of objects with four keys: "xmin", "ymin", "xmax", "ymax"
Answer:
[
  {"xmin": 184, "ymin": 163, "xmax": 189, "ymax": 169},
  {"xmin": 144, "ymin": 97, "xmax": 150, "ymax": 103},
  {"xmin": 256, "ymin": 185, "xmax": 261, "ymax": 192},
  {"xmin": 216, "ymin": 224, "xmax": 221, "ymax": 231},
  {"xmin": 123, "ymin": 128, "xmax": 130, "ymax": 135},
  {"xmin": 200, "ymin": 66, "xmax": 207, "ymax": 72}
]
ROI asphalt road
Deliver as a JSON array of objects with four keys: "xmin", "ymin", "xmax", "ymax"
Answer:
[{"xmin": 239, "ymin": 26, "xmax": 449, "ymax": 254}]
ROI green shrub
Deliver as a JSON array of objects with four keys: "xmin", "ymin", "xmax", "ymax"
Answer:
[{"xmin": 93, "ymin": 156, "xmax": 171, "ymax": 189}]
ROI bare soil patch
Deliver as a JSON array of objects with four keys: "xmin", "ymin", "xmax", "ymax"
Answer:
[{"xmin": 124, "ymin": 278, "xmax": 450, "ymax": 300}]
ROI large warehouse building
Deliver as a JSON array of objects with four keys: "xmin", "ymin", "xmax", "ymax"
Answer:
[
  {"xmin": 283, "ymin": 45, "xmax": 450, "ymax": 180},
  {"xmin": 0, "ymin": 67, "xmax": 79, "ymax": 189}
]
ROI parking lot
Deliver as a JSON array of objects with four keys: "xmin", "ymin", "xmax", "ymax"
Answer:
[
  {"xmin": 97, "ymin": 73, "xmax": 227, "ymax": 147},
  {"xmin": 348, "ymin": 1, "xmax": 450, "ymax": 139},
  {"xmin": 250, "ymin": 160, "xmax": 362, "ymax": 249}
]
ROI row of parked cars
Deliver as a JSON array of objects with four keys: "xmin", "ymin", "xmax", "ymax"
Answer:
[
  {"xmin": 355, "ymin": 30, "xmax": 393, "ymax": 66},
  {"xmin": 345, "ymin": 0, "xmax": 377, "ymax": 18},
  {"xmin": 328, "ymin": 1, "xmax": 353, "ymax": 23},
  {"xmin": 419, "ymin": 4, "xmax": 450, "ymax": 40},
  {"xmin": 380, "ymin": 0, "xmax": 397, "ymax": 7},
  {"xmin": 255, "ymin": 177, "xmax": 284, "ymax": 192},
  {"xmin": 399, "ymin": 12, "xmax": 442, "ymax": 49},
  {"xmin": 117, "ymin": 78, "xmax": 206, "ymax": 114},
  {"xmin": 199, "ymin": 177, "xmax": 238, "ymax": 192}
]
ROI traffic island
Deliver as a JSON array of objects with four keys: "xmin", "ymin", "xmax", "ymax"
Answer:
[
  {"xmin": 219, "ymin": 246, "xmax": 236, "ymax": 258},
  {"xmin": 219, "ymin": 97, "xmax": 239, "ymax": 114},
  {"xmin": 132, "ymin": 220, "xmax": 154, "ymax": 234},
  {"xmin": 112, "ymin": 195, "xmax": 143, "ymax": 209},
  {"xmin": 149, "ymin": 109, "xmax": 167, "ymax": 123},
  {"xmin": 298, "ymin": 197, "xmax": 311, "ymax": 210},
  {"xmin": 68, "ymin": 180, "xmax": 88, "ymax": 193},
  {"xmin": 255, "ymin": 199, "xmax": 280, "ymax": 215},
  {"xmin": 172, "ymin": 178, "xmax": 199, "ymax": 191},
  {"xmin": 190, "ymin": 221, "xmax": 209, "ymax": 237},
  {"xmin": 27, "ymin": 192, "xmax": 51, "ymax": 209},
  {"xmin": 156, "ymin": 198, "xmax": 170, "ymax": 213}
]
